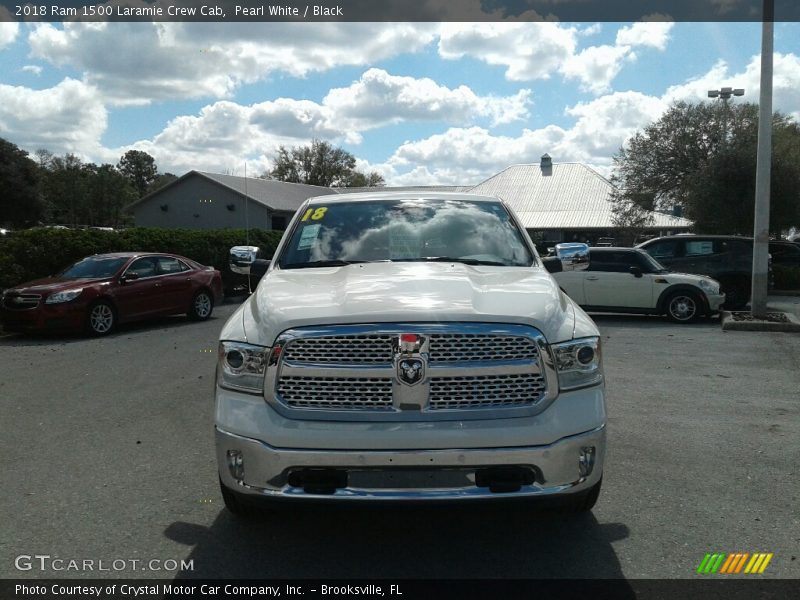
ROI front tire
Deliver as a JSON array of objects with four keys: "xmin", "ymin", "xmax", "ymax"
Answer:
[
  {"xmin": 85, "ymin": 300, "xmax": 115, "ymax": 336},
  {"xmin": 188, "ymin": 289, "xmax": 214, "ymax": 321},
  {"xmin": 665, "ymin": 291, "xmax": 701, "ymax": 323}
]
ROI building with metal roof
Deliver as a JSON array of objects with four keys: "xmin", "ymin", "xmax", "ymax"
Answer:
[
  {"xmin": 131, "ymin": 158, "xmax": 692, "ymax": 245},
  {"xmin": 469, "ymin": 155, "xmax": 692, "ymax": 246}
]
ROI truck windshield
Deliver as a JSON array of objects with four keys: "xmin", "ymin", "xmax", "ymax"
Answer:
[{"xmin": 278, "ymin": 199, "xmax": 535, "ymax": 269}]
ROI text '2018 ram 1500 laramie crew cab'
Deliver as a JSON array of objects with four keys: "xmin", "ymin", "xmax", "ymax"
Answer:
[{"xmin": 215, "ymin": 192, "xmax": 606, "ymax": 515}]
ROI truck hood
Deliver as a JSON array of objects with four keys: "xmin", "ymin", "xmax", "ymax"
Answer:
[{"xmin": 225, "ymin": 262, "xmax": 587, "ymax": 346}]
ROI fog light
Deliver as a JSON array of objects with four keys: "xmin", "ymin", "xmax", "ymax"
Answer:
[
  {"xmin": 578, "ymin": 446, "xmax": 596, "ymax": 477},
  {"xmin": 226, "ymin": 450, "xmax": 244, "ymax": 481}
]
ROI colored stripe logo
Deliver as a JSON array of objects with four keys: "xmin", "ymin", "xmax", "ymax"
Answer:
[{"xmin": 697, "ymin": 552, "xmax": 773, "ymax": 574}]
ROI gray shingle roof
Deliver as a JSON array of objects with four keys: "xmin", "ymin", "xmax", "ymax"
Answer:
[
  {"xmin": 197, "ymin": 171, "xmax": 337, "ymax": 211},
  {"xmin": 470, "ymin": 163, "xmax": 693, "ymax": 230}
]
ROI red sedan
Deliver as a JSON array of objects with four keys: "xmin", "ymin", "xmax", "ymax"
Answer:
[{"xmin": 1, "ymin": 252, "xmax": 224, "ymax": 335}]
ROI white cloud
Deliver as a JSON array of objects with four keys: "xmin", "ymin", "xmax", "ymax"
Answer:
[
  {"xmin": 21, "ymin": 65, "xmax": 43, "ymax": 76},
  {"xmin": 27, "ymin": 22, "xmax": 441, "ymax": 105},
  {"xmin": 323, "ymin": 68, "xmax": 531, "ymax": 128},
  {"xmin": 439, "ymin": 22, "xmax": 673, "ymax": 95},
  {"xmin": 0, "ymin": 78, "xmax": 107, "ymax": 156},
  {"xmin": 562, "ymin": 45, "xmax": 635, "ymax": 94},
  {"xmin": 438, "ymin": 22, "xmax": 578, "ymax": 81},
  {"xmin": 663, "ymin": 53, "xmax": 800, "ymax": 121},
  {"xmin": 90, "ymin": 69, "xmax": 531, "ymax": 175},
  {"xmin": 366, "ymin": 91, "xmax": 666, "ymax": 184},
  {"xmin": 616, "ymin": 21, "xmax": 674, "ymax": 50},
  {"xmin": 0, "ymin": 19, "xmax": 19, "ymax": 49}
]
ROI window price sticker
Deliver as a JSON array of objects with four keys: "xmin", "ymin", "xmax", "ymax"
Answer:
[{"xmin": 298, "ymin": 224, "xmax": 321, "ymax": 250}]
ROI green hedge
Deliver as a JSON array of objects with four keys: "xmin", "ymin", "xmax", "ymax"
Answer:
[
  {"xmin": 773, "ymin": 264, "xmax": 800, "ymax": 291},
  {"xmin": 0, "ymin": 228, "xmax": 284, "ymax": 292}
]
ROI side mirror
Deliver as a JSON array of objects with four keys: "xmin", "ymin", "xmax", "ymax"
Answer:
[
  {"xmin": 541, "ymin": 256, "xmax": 562, "ymax": 273},
  {"xmin": 120, "ymin": 272, "xmax": 139, "ymax": 283},
  {"xmin": 554, "ymin": 243, "xmax": 590, "ymax": 272},
  {"xmin": 250, "ymin": 259, "xmax": 270, "ymax": 279},
  {"xmin": 629, "ymin": 266, "xmax": 643, "ymax": 278},
  {"xmin": 229, "ymin": 246, "xmax": 260, "ymax": 275}
]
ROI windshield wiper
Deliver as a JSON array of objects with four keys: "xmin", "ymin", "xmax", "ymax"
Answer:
[
  {"xmin": 281, "ymin": 259, "xmax": 367, "ymax": 269},
  {"xmin": 391, "ymin": 257, "xmax": 508, "ymax": 266}
]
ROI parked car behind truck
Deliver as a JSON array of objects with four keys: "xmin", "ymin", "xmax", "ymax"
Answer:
[
  {"xmin": 216, "ymin": 192, "xmax": 606, "ymax": 514},
  {"xmin": 636, "ymin": 235, "xmax": 780, "ymax": 309},
  {"xmin": 551, "ymin": 246, "xmax": 724, "ymax": 323}
]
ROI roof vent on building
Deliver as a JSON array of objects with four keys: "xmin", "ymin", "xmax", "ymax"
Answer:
[{"xmin": 540, "ymin": 153, "xmax": 553, "ymax": 176}]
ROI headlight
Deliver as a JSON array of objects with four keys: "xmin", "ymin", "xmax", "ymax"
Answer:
[
  {"xmin": 698, "ymin": 279, "xmax": 719, "ymax": 295},
  {"xmin": 217, "ymin": 341, "xmax": 268, "ymax": 394},
  {"xmin": 45, "ymin": 289, "xmax": 84, "ymax": 304},
  {"xmin": 551, "ymin": 337, "xmax": 603, "ymax": 391}
]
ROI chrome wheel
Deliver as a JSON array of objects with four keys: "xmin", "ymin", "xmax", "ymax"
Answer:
[
  {"xmin": 194, "ymin": 293, "xmax": 212, "ymax": 318},
  {"xmin": 668, "ymin": 294, "xmax": 697, "ymax": 322},
  {"xmin": 89, "ymin": 303, "xmax": 114, "ymax": 334},
  {"xmin": 188, "ymin": 291, "xmax": 214, "ymax": 321}
]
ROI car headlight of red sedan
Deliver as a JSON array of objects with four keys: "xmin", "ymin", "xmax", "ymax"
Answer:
[{"xmin": 45, "ymin": 289, "xmax": 84, "ymax": 304}]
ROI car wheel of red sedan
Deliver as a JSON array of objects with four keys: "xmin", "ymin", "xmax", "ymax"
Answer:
[
  {"xmin": 188, "ymin": 290, "xmax": 214, "ymax": 321},
  {"xmin": 86, "ymin": 300, "xmax": 115, "ymax": 336}
]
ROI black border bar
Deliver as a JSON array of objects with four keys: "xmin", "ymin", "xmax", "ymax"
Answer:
[
  {"xmin": 2, "ymin": 579, "xmax": 799, "ymax": 600},
  {"xmin": 1, "ymin": 0, "xmax": 799, "ymax": 23}
]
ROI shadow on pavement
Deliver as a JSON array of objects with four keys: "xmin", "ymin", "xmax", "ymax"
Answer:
[
  {"xmin": 165, "ymin": 503, "xmax": 632, "ymax": 581},
  {"xmin": 588, "ymin": 313, "xmax": 721, "ymax": 330},
  {"xmin": 0, "ymin": 314, "xmax": 225, "ymax": 347}
]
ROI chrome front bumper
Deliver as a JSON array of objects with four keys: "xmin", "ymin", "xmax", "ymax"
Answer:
[{"xmin": 216, "ymin": 424, "xmax": 605, "ymax": 501}]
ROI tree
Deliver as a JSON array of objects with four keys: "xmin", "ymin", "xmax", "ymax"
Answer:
[
  {"xmin": 117, "ymin": 150, "xmax": 158, "ymax": 198},
  {"xmin": 269, "ymin": 139, "xmax": 382, "ymax": 188},
  {"xmin": 147, "ymin": 172, "xmax": 178, "ymax": 195},
  {"xmin": 0, "ymin": 138, "xmax": 44, "ymax": 228},
  {"xmin": 40, "ymin": 153, "xmax": 90, "ymax": 226},
  {"xmin": 611, "ymin": 101, "xmax": 800, "ymax": 235},
  {"xmin": 345, "ymin": 170, "xmax": 386, "ymax": 188},
  {"xmin": 83, "ymin": 164, "xmax": 137, "ymax": 227}
]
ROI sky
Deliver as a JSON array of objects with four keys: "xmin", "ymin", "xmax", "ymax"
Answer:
[{"xmin": 1, "ymin": 19, "xmax": 799, "ymax": 186}]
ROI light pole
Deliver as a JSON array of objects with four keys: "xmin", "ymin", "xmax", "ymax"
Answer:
[
  {"xmin": 751, "ymin": 0, "xmax": 774, "ymax": 317},
  {"xmin": 707, "ymin": 88, "xmax": 744, "ymax": 144},
  {"xmin": 707, "ymin": 87, "xmax": 745, "ymax": 101}
]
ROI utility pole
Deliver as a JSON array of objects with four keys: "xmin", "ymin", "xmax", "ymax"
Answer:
[{"xmin": 751, "ymin": 0, "xmax": 774, "ymax": 317}]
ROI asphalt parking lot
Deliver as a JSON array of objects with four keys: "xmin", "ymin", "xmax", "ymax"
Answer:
[{"xmin": 0, "ymin": 304, "xmax": 798, "ymax": 580}]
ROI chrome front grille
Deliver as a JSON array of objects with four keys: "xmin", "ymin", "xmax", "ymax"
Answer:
[
  {"xmin": 268, "ymin": 323, "xmax": 554, "ymax": 421},
  {"xmin": 278, "ymin": 376, "xmax": 393, "ymax": 410},
  {"xmin": 282, "ymin": 333, "xmax": 538, "ymax": 363},
  {"xmin": 2, "ymin": 293, "xmax": 41, "ymax": 310},
  {"xmin": 429, "ymin": 373, "xmax": 546, "ymax": 410},
  {"xmin": 429, "ymin": 334, "xmax": 538, "ymax": 362},
  {"xmin": 284, "ymin": 335, "xmax": 394, "ymax": 364}
]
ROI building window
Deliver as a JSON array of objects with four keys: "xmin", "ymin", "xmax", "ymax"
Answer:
[{"xmin": 272, "ymin": 215, "xmax": 287, "ymax": 230}]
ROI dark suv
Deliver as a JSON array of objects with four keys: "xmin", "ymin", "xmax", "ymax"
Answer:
[{"xmin": 636, "ymin": 235, "xmax": 780, "ymax": 309}]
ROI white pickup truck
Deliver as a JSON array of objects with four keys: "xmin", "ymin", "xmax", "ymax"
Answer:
[{"xmin": 215, "ymin": 192, "xmax": 606, "ymax": 514}]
